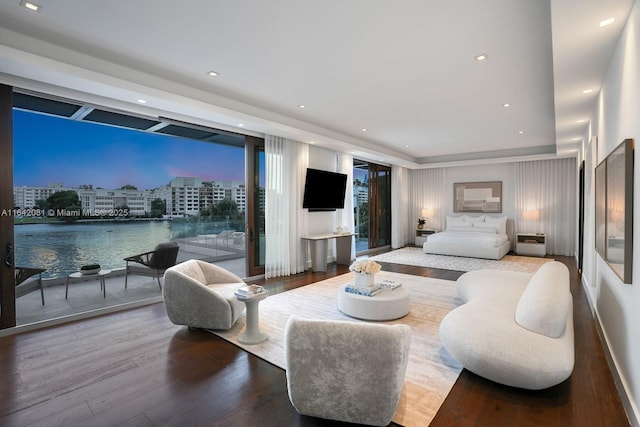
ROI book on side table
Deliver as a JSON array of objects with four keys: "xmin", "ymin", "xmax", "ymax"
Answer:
[{"xmin": 236, "ymin": 284, "xmax": 267, "ymax": 298}]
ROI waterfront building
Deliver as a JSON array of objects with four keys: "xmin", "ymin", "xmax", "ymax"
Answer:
[
  {"xmin": 13, "ymin": 178, "xmax": 247, "ymax": 217},
  {"xmin": 13, "ymin": 183, "xmax": 68, "ymax": 210}
]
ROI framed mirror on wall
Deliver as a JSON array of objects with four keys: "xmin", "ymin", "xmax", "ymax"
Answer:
[{"xmin": 594, "ymin": 138, "xmax": 634, "ymax": 284}]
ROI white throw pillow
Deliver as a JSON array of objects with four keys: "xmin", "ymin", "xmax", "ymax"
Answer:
[
  {"xmin": 471, "ymin": 225, "xmax": 499, "ymax": 234},
  {"xmin": 446, "ymin": 215, "xmax": 470, "ymax": 229},
  {"xmin": 462, "ymin": 215, "xmax": 486, "ymax": 224},
  {"xmin": 447, "ymin": 225, "xmax": 473, "ymax": 233},
  {"xmin": 484, "ymin": 216, "xmax": 507, "ymax": 234}
]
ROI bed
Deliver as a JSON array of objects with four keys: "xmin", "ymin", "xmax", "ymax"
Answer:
[{"xmin": 422, "ymin": 215, "xmax": 511, "ymax": 260}]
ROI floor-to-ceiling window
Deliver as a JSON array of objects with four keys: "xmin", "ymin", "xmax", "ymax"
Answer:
[
  {"xmin": 1, "ymin": 89, "xmax": 264, "ymax": 328},
  {"xmin": 353, "ymin": 159, "xmax": 391, "ymax": 254}
]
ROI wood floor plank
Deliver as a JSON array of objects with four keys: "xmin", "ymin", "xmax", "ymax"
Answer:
[{"xmin": 0, "ymin": 257, "xmax": 629, "ymax": 427}]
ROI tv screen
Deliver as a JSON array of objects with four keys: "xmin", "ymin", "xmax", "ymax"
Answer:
[{"xmin": 302, "ymin": 168, "xmax": 348, "ymax": 211}]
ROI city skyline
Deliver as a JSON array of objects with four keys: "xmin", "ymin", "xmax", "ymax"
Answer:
[{"xmin": 13, "ymin": 109, "xmax": 246, "ymax": 189}]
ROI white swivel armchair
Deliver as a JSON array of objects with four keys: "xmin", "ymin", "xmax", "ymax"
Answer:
[
  {"xmin": 284, "ymin": 316, "xmax": 411, "ymax": 426},
  {"xmin": 163, "ymin": 259, "xmax": 246, "ymax": 330}
]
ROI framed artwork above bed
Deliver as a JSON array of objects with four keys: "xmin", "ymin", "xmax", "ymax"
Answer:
[{"xmin": 454, "ymin": 181, "xmax": 502, "ymax": 213}]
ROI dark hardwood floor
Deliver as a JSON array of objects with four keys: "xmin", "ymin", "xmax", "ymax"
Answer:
[{"xmin": 0, "ymin": 256, "xmax": 629, "ymax": 426}]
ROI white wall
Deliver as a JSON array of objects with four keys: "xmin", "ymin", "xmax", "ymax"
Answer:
[
  {"xmin": 306, "ymin": 145, "xmax": 344, "ymax": 260},
  {"xmin": 582, "ymin": 3, "xmax": 640, "ymax": 424}
]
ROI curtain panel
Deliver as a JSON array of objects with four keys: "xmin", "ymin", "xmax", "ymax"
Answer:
[
  {"xmin": 514, "ymin": 158, "xmax": 576, "ymax": 256},
  {"xmin": 265, "ymin": 135, "xmax": 309, "ymax": 278},
  {"xmin": 391, "ymin": 166, "xmax": 410, "ymax": 248},
  {"xmin": 409, "ymin": 168, "xmax": 446, "ymax": 238},
  {"xmin": 337, "ymin": 153, "xmax": 356, "ymax": 259}
]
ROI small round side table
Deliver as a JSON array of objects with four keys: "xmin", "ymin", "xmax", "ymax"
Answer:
[{"xmin": 235, "ymin": 291, "xmax": 268, "ymax": 345}]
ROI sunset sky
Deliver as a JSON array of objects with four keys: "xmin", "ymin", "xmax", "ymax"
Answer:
[{"xmin": 13, "ymin": 109, "xmax": 246, "ymax": 190}]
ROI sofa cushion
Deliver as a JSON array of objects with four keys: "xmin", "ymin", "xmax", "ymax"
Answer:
[{"xmin": 515, "ymin": 261, "xmax": 571, "ymax": 338}]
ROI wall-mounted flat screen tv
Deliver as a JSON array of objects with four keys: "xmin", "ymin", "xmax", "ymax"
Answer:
[{"xmin": 302, "ymin": 168, "xmax": 348, "ymax": 211}]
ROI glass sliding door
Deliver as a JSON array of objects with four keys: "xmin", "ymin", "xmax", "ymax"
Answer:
[
  {"xmin": 0, "ymin": 84, "xmax": 15, "ymax": 329},
  {"xmin": 245, "ymin": 136, "xmax": 265, "ymax": 277},
  {"xmin": 8, "ymin": 89, "xmax": 256, "ymax": 327},
  {"xmin": 353, "ymin": 159, "xmax": 391, "ymax": 254}
]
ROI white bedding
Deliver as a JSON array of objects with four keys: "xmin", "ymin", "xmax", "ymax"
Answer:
[
  {"xmin": 426, "ymin": 231, "xmax": 509, "ymax": 248},
  {"xmin": 422, "ymin": 215, "xmax": 512, "ymax": 260}
]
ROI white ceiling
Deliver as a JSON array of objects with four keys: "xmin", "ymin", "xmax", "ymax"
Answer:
[{"xmin": 0, "ymin": 0, "xmax": 635, "ymax": 167}]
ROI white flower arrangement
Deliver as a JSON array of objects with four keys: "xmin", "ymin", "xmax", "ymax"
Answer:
[{"xmin": 349, "ymin": 259, "xmax": 382, "ymax": 275}]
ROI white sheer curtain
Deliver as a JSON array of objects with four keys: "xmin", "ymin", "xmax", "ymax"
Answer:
[
  {"xmin": 337, "ymin": 153, "xmax": 356, "ymax": 259},
  {"xmin": 391, "ymin": 166, "xmax": 410, "ymax": 248},
  {"xmin": 410, "ymin": 168, "xmax": 446, "ymax": 236},
  {"xmin": 265, "ymin": 135, "xmax": 309, "ymax": 278},
  {"xmin": 514, "ymin": 158, "xmax": 576, "ymax": 256}
]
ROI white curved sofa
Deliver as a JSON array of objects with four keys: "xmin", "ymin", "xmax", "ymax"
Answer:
[{"xmin": 439, "ymin": 261, "xmax": 574, "ymax": 390}]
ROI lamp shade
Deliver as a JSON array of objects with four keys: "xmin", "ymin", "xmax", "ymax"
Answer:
[
  {"xmin": 522, "ymin": 209, "xmax": 540, "ymax": 221},
  {"xmin": 422, "ymin": 208, "xmax": 435, "ymax": 218},
  {"xmin": 421, "ymin": 208, "xmax": 435, "ymax": 219}
]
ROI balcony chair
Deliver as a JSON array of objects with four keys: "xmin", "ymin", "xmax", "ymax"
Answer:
[
  {"xmin": 124, "ymin": 242, "xmax": 179, "ymax": 290},
  {"xmin": 163, "ymin": 259, "xmax": 246, "ymax": 330},
  {"xmin": 284, "ymin": 315, "xmax": 411, "ymax": 426},
  {"xmin": 15, "ymin": 266, "xmax": 47, "ymax": 305}
]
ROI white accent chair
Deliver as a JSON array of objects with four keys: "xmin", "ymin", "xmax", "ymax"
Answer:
[
  {"xmin": 163, "ymin": 259, "xmax": 246, "ymax": 330},
  {"xmin": 284, "ymin": 316, "xmax": 411, "ymax": 426},
  {"xmin": 439, "ymin": 261, "xmax": 574, "ymax": 390}
]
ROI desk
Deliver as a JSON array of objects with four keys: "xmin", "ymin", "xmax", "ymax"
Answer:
[
  {"xmin": 301, "ymin": 233, "xmax": 356, "ymax": 272},
  {"xmin": 66, "ymin": 270, "xmax": 111, "ymax": 298}
]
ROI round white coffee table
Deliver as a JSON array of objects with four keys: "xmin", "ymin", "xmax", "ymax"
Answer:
[{"xmin": 337, "ymin": 284, "xmax": 410, "ymax": 321}]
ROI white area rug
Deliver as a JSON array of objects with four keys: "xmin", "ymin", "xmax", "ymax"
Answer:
[
  {"xmin": 210, "ymin": 271, "xmax": 462, "ymax": 427},
  {"xmin": 371, "ymin": 246, "xmax": 552, "ymax": 273}
]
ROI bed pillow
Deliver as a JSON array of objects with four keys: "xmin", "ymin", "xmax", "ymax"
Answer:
[
  {"xmin": 447, "ymin": 226, "xmax": 473, "ymax": 233},
  {"xmin": 484, "ymin": 216, "xmax": 507, "ymax": 234},
  {"xmin": 462, "ymin": 215, "xmax": 486, "ymax": 224},
  {"xmin": 446, "ymin": 216, "xmax": 470, "ymax": 229},
  {"xmin": 471, "ymin": 225, "xmax": 499, "ymax": 234}
]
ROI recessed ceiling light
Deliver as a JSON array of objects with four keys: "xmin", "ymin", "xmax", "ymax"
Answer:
[
  {"xmin": 137, "ymin": 99, "xmax": 147, "ymax": 104},
  {"xmin": 583, "ymin": 89, "xmax": 594, "ymax": 94},
  {"xmin": 405, "ymin": 144, "xmax": 410, "ymax": 148},
  {"xmin": 238, "ymin": 123, "xmax": 245, "ymax": 127},
  {"xmin": 518, "ymin": 130, "xmax": 525, "ymax": 135},
  {"xmin": 20, "ymin": 0, "xmax": 40, "ymax": 11},
  {"xmin": 599, "ymin": 18, "xmax": 615, "ymax": 27},
  {"xmin": 298, "ymin": 104, "xmax": 306, "ymax": 109},
  {"xmin": 474, "ymin": 54, "xmax": 488, "ymax": 62},
  {"xmin": 503, "ymin": 103, "xmax": 511, "ymax": 108},
  {"xmin": 207, "ymin": 70, "xmax": 219, "ymax": 77},
  {"xmin": 361, "ymin": 128, "xmax": 368, "ymax": 132}
]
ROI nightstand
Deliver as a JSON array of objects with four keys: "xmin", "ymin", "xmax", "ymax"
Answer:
[
  {"xmin": 515, "ymin": 233, "xmax": 546, "ymax": 257},
  {"xmin": 415, "ymin": 228, "xmax": 436, "ymax": 247}
]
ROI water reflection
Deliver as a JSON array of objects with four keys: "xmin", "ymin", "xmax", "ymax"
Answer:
[{"xmin": 15, "ymin": 221, "xmax": 172, "ymax": 278}]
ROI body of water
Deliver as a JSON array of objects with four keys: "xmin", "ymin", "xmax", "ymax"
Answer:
[{"xmin": 14, "ymin": 219, "xmax": 239, "ymax": 278}]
